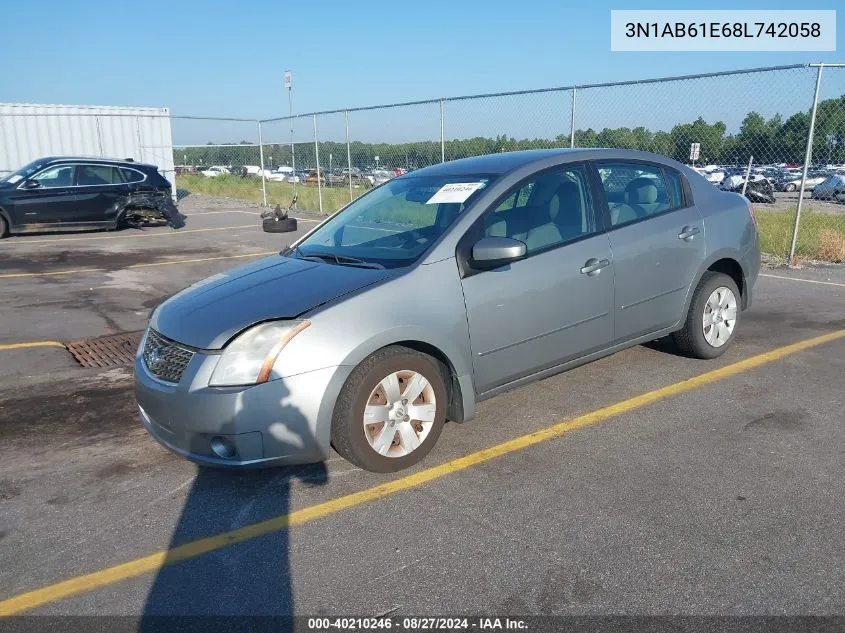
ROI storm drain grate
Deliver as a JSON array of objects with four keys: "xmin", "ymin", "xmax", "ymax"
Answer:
[{"xmin": 66, "ymin": 331, "xmax": 144, "ymax": 368}]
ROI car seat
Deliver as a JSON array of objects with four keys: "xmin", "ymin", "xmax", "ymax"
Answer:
[{"xmin": 523, "ymin": 182, "xmax": 585, "ymax": 251}]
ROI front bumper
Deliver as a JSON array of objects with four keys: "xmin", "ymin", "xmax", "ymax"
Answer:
[{"xmin": 134, "ymin": 340, "xmax": 353, "ymax": 468}]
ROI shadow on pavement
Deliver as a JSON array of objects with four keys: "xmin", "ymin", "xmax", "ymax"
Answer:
[{"xmin": 138, "ymin": 377, "xmax": 328, "ymax": 632}]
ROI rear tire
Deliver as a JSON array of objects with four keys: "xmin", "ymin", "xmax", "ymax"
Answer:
[
  {"xmin": 331, "ymin": 346, "xmax": 447, "ymax": 473},
  {"xmin": 785, "ymin": 183, "xmax": 797, "ymax": 192},
  {"xmin": 673, "ymin": 272, "xmax": 741, "ymax": 359},
  {"xmin": 0, "ymin": 214, "xmax": 7, "ymax": 238}
]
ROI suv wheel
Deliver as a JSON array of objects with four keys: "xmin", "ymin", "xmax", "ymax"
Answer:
[
  {"xmin": 0, "ymin": 214, "xmax": 8, "ymax": 238},
  {"xmin": 331, "ymin": 346, "xmax": 447, "ymax": 473},
  {"xmin": 673, "ymin": 272, "xmax": 741, "ymax": 359}
]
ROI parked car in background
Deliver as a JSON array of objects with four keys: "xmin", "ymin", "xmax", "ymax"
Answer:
[
  {"xmin": 305, "ymin": 170, "xmax": 327, "ymax": 185},
  {"xmin": 775, "ymin": 171, "xmax": 829, "ymax": 192},
  {"xmin": 811, "ymin": 174, "xmax": 845, "ymax": 201},
  {"xmin": 371, "ymin": 169, "xmax": 395, "ymax": 186},
  {"xmin": 695, "ymin": 166, "xmax": 725, "ymax": 184},
  {"xmin": 136, "ymin": 148, "xmax": 759, "ymax": 473},
  {"xmin": 200, "ymin": 166, "xmax": 230, "ymax": 177},
  {"xmin": 0, "ymin": 156, "xmax": 177, "ymax": 237},
  {"xmin": 720, "ymin": 173, "xmax": 776, "ymax": 203}
]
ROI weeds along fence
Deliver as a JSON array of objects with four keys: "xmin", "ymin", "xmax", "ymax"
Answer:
[{"xmin": 2, "ymin": 64, "xmax": 844, "ymax": 262}]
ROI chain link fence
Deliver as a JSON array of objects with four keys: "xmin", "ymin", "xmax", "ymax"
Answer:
[{"xmin": 1, "ymin": 63, "xmax": 844, "ymax": 262}]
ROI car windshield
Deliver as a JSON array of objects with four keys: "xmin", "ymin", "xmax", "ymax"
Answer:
[
  {"xmin": 293, "ymin": 174, "xmax": 495, "ymax": 268},
  {"xmin": 1, "ymin": 158, "xmax": 49, "ymax": 184}
]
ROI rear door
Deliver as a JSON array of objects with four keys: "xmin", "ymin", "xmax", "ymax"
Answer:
[
  {"xmin": 459, "ymin": 163, "xmax": 615, "ymax": 393},
  {"xmin": 594, "ymin": 161, "xmax": 704, "ymax": 343},
  {"xmin": 5, "ymin": 164, "xmax": 78, "ymax": 226},
  {"xmin": 73, "ymin": 164, "xmax": 131, "ymax": 223}
]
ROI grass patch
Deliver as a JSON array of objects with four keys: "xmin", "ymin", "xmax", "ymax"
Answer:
[
  {"xmin": 755, "ymin": 207, "xmax": 845, "ymax": 262},
  {"xmin": 177, "ymin": 174, "xmax": 363, "ymax": 215}
]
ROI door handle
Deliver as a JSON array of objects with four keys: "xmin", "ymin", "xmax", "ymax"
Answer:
[
  {"xmin": 580, "ymin": 258, "xmax": 610, "ymax": 276},
  {"xmin": 678, "ymin": 226, "xmax": 700, "ymax": 241}
]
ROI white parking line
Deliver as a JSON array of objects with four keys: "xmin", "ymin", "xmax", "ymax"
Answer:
[{"xmin": 760, "ymin": 273, "xmax": 845, "ymax": 288}]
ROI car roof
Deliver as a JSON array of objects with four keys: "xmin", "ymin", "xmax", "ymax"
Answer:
[
  {"xmin": 39, "ymin": 156, "xmax": 158, "ymax": 169},
  {"xmin": 406, "ymin": 148, "xmax": 687, "ymax": 178}
]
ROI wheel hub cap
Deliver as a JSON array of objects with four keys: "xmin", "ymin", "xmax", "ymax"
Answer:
[
  {"xmin": 702, "ymin": 286, "xmax": 737, "ymax": 348},
  {"xmin": 363, "ymin": 369, "xmax": 437, "ymax": 458}
]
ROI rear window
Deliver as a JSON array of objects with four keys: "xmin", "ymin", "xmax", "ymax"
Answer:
[
  {"xmin": 78, "ymin": 165, "xmax": 124, "ymax": 186},
  {"xmin": 120, "ymin": 168, "xmax": 145, "ymax": 183}
]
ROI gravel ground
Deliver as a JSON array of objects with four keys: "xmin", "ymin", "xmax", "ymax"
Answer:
[{"xmin": 755, "ymin": 191, "xmax": 845, "ymax": 214}]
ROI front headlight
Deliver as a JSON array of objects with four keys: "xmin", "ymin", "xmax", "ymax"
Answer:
[{"xmin": 209, "ymin": 320, "xmax": 310, "ymax": 387}]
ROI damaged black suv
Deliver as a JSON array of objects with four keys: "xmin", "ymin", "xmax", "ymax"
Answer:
[{"xmin": 0, "ymin": 156, "xmax": 179, "ymax": 237}]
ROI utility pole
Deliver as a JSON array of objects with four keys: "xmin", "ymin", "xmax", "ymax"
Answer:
[{"xmin": 285, "ymin": 70, "xmax": 296, "ymax": 206}]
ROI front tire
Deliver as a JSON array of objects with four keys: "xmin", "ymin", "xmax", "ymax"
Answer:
[
  {"xmin": 785, "ymin": 183, "xmax": 797, "ymax": 192},
  {"xmin": 0, "ymin": 214, "xmax": 7, "ymax": 238},
  {"xmin": 673, "ymin": 272, "xmax": 741, "ymax": 359},
  {"xmin": 331, "ymin": 346, "xmax": 447, "ymax": 473}
]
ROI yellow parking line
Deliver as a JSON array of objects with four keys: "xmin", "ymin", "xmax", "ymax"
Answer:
[
  {"xmin": 760, "ymin": 273, "xmax": 845, "ymax": 288},
  {"xmin": 1, "ymin": 328, "xmax": 842, "ymax": 615},
  {"xmin": 0, "ymin": 341, "xmax": 66, "ymax": 351},
  {"xmin": 0, "ymin": 224, "xmax": 257, "ymax": 245},
  {"xmin": 0, "ymin": 252, "xmax": 277, "ymax": 279}
]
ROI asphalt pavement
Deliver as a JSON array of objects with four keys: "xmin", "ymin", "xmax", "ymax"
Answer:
[{"xmin": 0, "ymin": 196, "xmax": 843, "ymax": 619}]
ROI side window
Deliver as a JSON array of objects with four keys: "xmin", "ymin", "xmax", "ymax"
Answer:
[
  {"xmin": 483, "ymin": 165, "xmax": 595, "ymax": 255},
  {"xmin": 77, "ymin": 165, "xmax": 124, "ymax": 186},
  {"xmin": 31, "ymin": 165, "xmax": 75, "ymax": 188},
  {"xmin": 598, "ymin": 163, "xmax": 683, "ymax": 227},
  {"xmin": 664, "ymin": 169, "xmax": 685, "ymax": 209},
  {"xmin": 120, "ymin": 168, "xmax": 145, "ymax": 183}
]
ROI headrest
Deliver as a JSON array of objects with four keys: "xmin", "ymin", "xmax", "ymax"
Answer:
[
  {"xmin": 624, "ymin": 177, "xmax": 658, "ymax": 205},
  {"xmin": 549, "ymin": 181, "xmax": 581, "ymax": 221}
]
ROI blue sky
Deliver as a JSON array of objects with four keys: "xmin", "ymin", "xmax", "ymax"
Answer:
[{"xmin": 2, "ymin": 0, "xmax": 842, "ymax": 143}]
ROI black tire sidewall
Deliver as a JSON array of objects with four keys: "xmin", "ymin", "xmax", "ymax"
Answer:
[
  {"xmin": 683, "ymin": 273, "xmax": 741, "ymax": 359},
  {"xmin": 333, "ymin": 349, "xmax": 447, "ymax": 473},
  {"xmin": 0, "ymin": 214, "xmax": 7, "ymax": 238}
]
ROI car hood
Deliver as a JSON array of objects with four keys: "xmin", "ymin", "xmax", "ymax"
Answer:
[{"xmin": 150, "ymin": 255, "xmax": 393, "ymax": 349}]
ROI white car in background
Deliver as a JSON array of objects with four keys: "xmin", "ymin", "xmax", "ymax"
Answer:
[
  {"xmin": 780, "ymin": 174, "xmax": 828, "ymax": 192},
  {"xmin": 371, "ymin": 170, "xmax": 395, "ymax": 186},
  {"xmin": 200, "ymin": 166, "xmax": 230, "ymax": 178},
  {"xmin": 694, "ymin": 165, "xmax": 725, "ymax": 185},
  {"xmin": 259, "ymin": 167, "xmax": 295, "ymax": 182}
]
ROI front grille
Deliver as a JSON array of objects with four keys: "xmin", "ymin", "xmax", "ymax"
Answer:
[{"xmin": 142, "ymin": 329, "xmax": 194, "ymax": 383}]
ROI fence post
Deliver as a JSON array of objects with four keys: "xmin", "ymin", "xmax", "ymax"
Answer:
[
  {"xmin": 570, "ymin": 88, "xmax": 577, "ymax": 148},
  {"xmin": 257, "ymin": 120, "xmax": 267, "ymax": 207},
  {"xmin": 788, "ymin": 65, "xmax": 824, "ymax": 267},
  {"xmin": 740, "ymin": 155, "xmax": 753, "ymax": 197},
  {"xmin": 439, "ymin": 99, "xmax": 445, "ymax": 163},
  {"xmin": 314, "ymin": 114, "xmax": 323, "ymax": 215},
  {"xmin": 345, "ymin": 110, "xmax": 353, "ymax": 203}
]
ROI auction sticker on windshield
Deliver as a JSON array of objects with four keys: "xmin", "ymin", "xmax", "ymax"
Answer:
[{"xmin": 426, "ymin": 182, "xmax": 486, "ymax": 204}]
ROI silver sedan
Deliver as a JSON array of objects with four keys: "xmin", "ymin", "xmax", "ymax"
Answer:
[{"xmin": 135, "ymin": 148, "xmax": 760, "ymax": 472}]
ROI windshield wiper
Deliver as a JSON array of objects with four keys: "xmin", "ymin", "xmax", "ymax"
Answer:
[{"xmin": 291, "ymin": 248, "xmax": 385, "ymax": 269}]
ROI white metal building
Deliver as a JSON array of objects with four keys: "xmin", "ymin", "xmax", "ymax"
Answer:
[{"xmin": 0, "ymin": 103, "xmax": 175, "ymax": 192}]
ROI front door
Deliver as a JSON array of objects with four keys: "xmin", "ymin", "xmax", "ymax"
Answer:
[
  {"xmin": 459, "ymin": 164, "xmax": 615, "ymax": 394},
  {"xmin": 6, "ymin": 164, "xmax": 78, "ymax": 226}
]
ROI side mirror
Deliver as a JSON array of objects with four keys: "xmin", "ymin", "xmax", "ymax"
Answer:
[
  {"xmin": 21, "ymin": 179, "xmax": 41, "ymax": 190},
  {"xmin": 471, "ymin": 236, "xmax": 527, "ymax": 269}
]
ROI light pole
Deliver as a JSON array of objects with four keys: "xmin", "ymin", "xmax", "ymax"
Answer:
[
  {"xmin": 329, "ymin": 153, "xmax": 333, "ymax": 187},
  {"xmin": 285, "ymin": 70, "xmax": 296, "ymax": 204}
]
